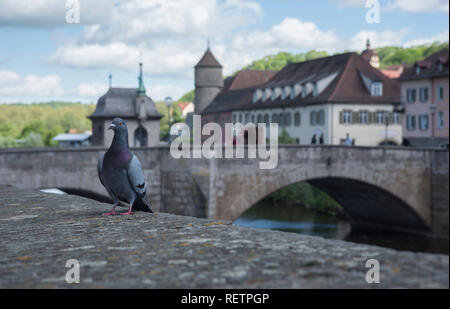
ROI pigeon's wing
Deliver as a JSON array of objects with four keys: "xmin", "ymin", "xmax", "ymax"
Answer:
[
  {"xmin": 97, "ymin": 153, "xmax": 105, "ymax": 187},
  {"xmin": 126, "ymin": 154, "xmax": 152, "ymax": 212}
]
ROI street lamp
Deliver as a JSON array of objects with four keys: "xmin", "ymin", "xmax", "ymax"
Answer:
[
  {"xmin": 430, "ymin": 104, "xmax": 437, "ymax": 147},
  {"xmin": 165, "ymin": 96, "xmax": 172, "ymax": 141}
]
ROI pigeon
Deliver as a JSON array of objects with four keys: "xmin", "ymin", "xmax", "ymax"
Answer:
[{"xmin": 97, "ymin": 118, "xmax": 153, "ymax": 216}]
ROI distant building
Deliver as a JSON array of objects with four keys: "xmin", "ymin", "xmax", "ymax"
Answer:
[
  {"xmin": 361, "ymin": 39, "xmax": 380, "ymax": 69},
  {"xmin": 53, "ymin": 133, "xmax": 91, "ymax": 147},
  {"xmin": 398, "ymin": 48, "xmax": 449, "ymax": 148},
  {"xmin": 381, "ymin": 64, "xmax": 404, "ymax": 79},
  {"xmin": 194, "ymin": 47, "xmax": 224, "ymax": 114},
  {"xmin": 178, "ymin": 101, "xmax": 194, "ymax": 117},
  {"xmin": 201, "ymin": 52, "xmax": 403, "ymax": 146},
  {"xmin": 89, "ymin": 63, "xmax": 163, "ymax": 147},
  {"xmin": 200, "ymin": 68, "xmax": 278, "ymax": 142}
]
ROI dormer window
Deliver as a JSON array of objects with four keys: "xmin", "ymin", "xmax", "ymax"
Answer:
[
  {"xmin": 271, "ymin": 87, "xmax": 282, "ymax": 101},
  {"xmin": 371, "ymin": 82, "xmax": 383, "ymax": 96},
  {"xmin": 416, "ymin": 66, "xmax": 420, "ymax": 75},
  {"xmin": 263, "ymin": 88, "xmax": 272, "ymax": 102},
  {"xmin": 281, "ymin": 86, "xmax": 291, "ymax": 100},
  {"xmin": 301, "ymin": 84, "xmax": 307, "ymax": 98},
  {"xmin": 253, "ymin": 89, "xmax": 262, "ymax": 103},
  {"xmin": 290, "ymin": 84, "xmax": 301, "ymax": 99},
  {"xmin": 313, "ymin": 82, "xmax": 318, "ymax": 96}
]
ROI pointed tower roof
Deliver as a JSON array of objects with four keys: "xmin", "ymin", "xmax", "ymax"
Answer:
[
  {"xmin": 195, "ymin": 48, "xmax": 222, "ymax": 68},
  {"xmin": 137, "ymin": 62, "xmax": 146, "ymax": 96}
]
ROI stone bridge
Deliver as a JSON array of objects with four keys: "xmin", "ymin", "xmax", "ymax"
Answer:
[{"xmin": 0, "ymin": 145, "xmax": 448, "ymax": 237}]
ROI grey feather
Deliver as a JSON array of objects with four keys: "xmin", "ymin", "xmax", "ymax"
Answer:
[
  {"xmin": 125, "ymin": 155, "xmax": 152, "ymax": 212},
  {"xmin": 97, "ymin": 153, "xmax": 105, "ymax": 187}
]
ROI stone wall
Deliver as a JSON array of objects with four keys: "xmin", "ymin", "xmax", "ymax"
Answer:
[{"xmin": 0, "ymin": 145, "xmax": 448, "ymax": 237}]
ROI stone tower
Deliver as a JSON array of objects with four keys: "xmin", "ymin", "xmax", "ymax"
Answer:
[
  {"xmin": 361, "ymin": 38, "xmax": 380, "ymax": 69},
  {"xmin": 194, "ymin": 47, "xmax": 223, "ymax": 114},
  {"xmin": 89, "ymin": 63, "xmax": 163, "ymax": 147}
]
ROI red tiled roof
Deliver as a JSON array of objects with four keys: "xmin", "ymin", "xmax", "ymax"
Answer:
[
  {"xmin": 225, "ymin": 70, "xmax": 278, "ymax": 91},
  {"xmin": 399, "ymin": 48, "xmax": 449, "ymax": 81},
  {"xmin": 178, "ymin": 101, "xmax": 192, "ymax": 112},
  {"xmin": 195, "ymin": 49, "xmax": 222, "ymax": 68},
  {"xmin": 381, "ymin": 69, "xmax": 402, "ymax": 79},
  {"xmin": 201, "ymin": 52, "xmax": 401, "ymax": 114}
]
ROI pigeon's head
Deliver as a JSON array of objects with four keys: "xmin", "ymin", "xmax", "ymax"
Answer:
[{"xmin": 109, "ymin": 118, "xmax": 128, "ymax": 134}]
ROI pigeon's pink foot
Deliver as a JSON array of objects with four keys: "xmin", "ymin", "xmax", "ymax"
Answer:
[
  {"xmin": 102, "ymin": 210, "xmax": 118, "ymax": 216},
  {"xmin": 120, "ymin": 211, "xmax": 134, "ymax": 215}
]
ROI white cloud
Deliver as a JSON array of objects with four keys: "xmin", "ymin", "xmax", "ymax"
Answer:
[
  {"xmin": 349, "ymin": 28, "xmax": 411, "ymax": 50},
  {"xmin": 232, "ymin": 18, "xmax": 341, "ymax": 52},
  {"xmin": 0, "ymin": 70, "xmax": 63, "ymax": 98},
  {"xmin": 0, "ymin": 0, "xmax": 116, "ymax": 27},
  {"xmin": 147, "ymin": 84, "xmax": 187, "ymax": 101},
  {"xmin": 77, "ymin": 0, "xmax": 261, "ymax": 43},
  {"xmin": 403, "ymin": 29, "xmax": 450, "ymax": 47},
  {"xmin": 386, "ymin": 0, "xmax": 449, "ymax": 14},
  {"xmin": 46, "ymin": 0, "xmax": 263, "ymax": 79},
  {"xmin": 76, "ymin": 83, "xmax": 108, "ymax": 98},
  {"xmin": 334, "ymin": 0, "xmax": 366, "ymax": 8},
  {"xmin": 47, "ymin": 42, "xmax": 199, "ymax": 79},
  {"xmin": 333, "ymin": 0, "xmax": 449, "ymax": 13}
]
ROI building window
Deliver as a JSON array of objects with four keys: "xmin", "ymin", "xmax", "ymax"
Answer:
[
  {"xmin": 251, "ymin": 114, "xmax": 255, "ymax": 123},
  {"xmin": 238, "ymin": 114, "xmax": 242, "ymax": 123},
  {"xmin": 437, "ymin": 85, "xmax": 444, "ymax": 101},
  {"xmin": 419, "ymin": 87, "xmax": 429, "ymax": 102},
  {"xmin": 310, "ymin": 111, "xmax": 317, "ymax": 125},
  {"xmin": 393, "ymin": 111, "xmax": 400, "ymax": 124},
  {"xmin": 316, "ymin": 110, "xmax": 325, "ymax": 125},
  {"xmin": 419, "ymin": 114, "xmax": 429, "ymax": 131},
  {"xmin": 257, "ymin": 114, "xmax": 262, "ymax": 124},
  {"xmin": 416, "ymin": 67, "xmax": 420, "ymax": 75},
  {"xmin": 360, "ymin": 111, "xmax": 369, "ymax": 124},
  {"xmin": 376, "ymin": 111, "xmax": 385, "ymax": 124},
  {"xmin": 284, "ymin": 113, "xmax": 292, "ymax": 127},
  {"xmin": 406, "ymin": 88, "xmax": 416, "ymax": 103},
  {"xmin": 342, "ymin": 110, "xmax": 352, "ymax": 124},
  {"xmin": 233, "ymin": 114, "xmax": 236, "ymax": 124},
  {"xmin": 438, "ymin": 111, "xmax": 444, "ymax": 130},
  {"xmin": 371, "ymin": 82, "xmax": 383, "ymax": 96},
  {"xmin": 294, "ymin": 112, "xmax": 301, "ymax": 126},
  {"xmin": 272, "ymin": 114, "xmax": 278, "ymax": 124},
  {"xmin": 134, "ymin": 126, "xmax": 148, "ymax": 147},
  {"xmin": 302, "ymin": 84, "xmax": 307, "ymax": 98},
  {"xmin": 264, "ymin": 114, "xmax": 269, "ymax": 125},
  {"xmin": 278, "ymin": 113, "xmax": 284, "ymax": 126},
  {"xmin": 407, "ymin": 115, "xmax": 416, "ymax": 131},
  {"xmin": 313, "ymin": 82, "xmax": 318, "ymax": 96}
]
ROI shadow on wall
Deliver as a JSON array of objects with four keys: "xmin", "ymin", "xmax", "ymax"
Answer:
[{"xmin": 57, "ymin": 188, "xmax": 113, "ymax": 204}]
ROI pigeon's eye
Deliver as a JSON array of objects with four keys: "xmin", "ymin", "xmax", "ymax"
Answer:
[{"xmin": 119, "ymin": 122, "xmax": 123, "ymax": 126}]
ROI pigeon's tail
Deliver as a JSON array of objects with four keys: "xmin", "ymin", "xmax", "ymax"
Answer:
[{"xmin": 133, "ymin": 196, "xmax": 153, "ymax": 213}]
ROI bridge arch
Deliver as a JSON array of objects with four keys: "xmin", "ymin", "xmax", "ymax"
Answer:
[{"xmin": 213, "ymin": 164, "xmax": 431, "ymax": 234}]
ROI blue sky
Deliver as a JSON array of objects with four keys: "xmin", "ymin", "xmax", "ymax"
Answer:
[{"xmin": 0, "ymin": 0, "xmax": 448, "ymax": 103}]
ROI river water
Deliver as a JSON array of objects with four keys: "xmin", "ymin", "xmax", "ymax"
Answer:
[{"xmin": 233, "ymin": 201, "xmax": 449, "ymax": 255}]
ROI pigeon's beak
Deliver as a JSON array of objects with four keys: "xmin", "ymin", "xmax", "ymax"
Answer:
[{"xmin": 108, "ymin": 124, "xmax": 116, "ymax": 130}]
